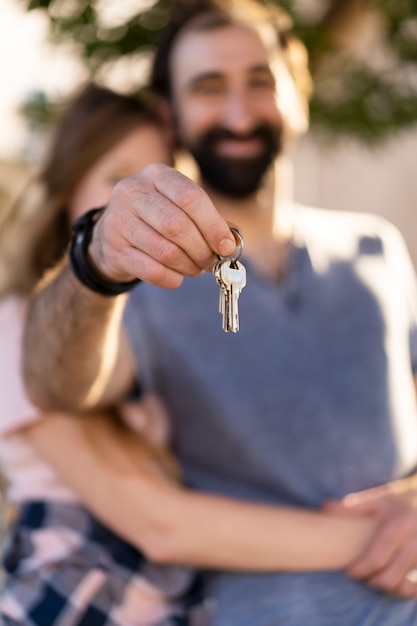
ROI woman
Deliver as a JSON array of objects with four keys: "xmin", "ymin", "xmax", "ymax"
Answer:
[{"xmin": 0, "ymin": 83, "xmax": 376, "ymax": 626}]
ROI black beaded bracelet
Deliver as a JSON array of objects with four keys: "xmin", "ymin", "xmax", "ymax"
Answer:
[{"xmin": 69, "ymin": 207, "xmax": 141, "ymax": 297}]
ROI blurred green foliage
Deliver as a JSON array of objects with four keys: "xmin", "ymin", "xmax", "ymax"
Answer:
[
  {"xmin": 20, "ymin": 0, "xmax": 417, "ymax": 144},
  {"xmin": 19, "ymin": 90, "xmax": 57, "ymax": 128}
]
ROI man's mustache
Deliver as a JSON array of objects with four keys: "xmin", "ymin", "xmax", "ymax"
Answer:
[{"xmin": 203, "ymin": 125, "xmax": 278, "ymax": 145}]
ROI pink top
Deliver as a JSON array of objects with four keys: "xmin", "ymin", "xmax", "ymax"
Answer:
[
  {"xmin": 0, "ymin": 298, "xmax": 179, "ymax": 624},
  {"xmin": 0, "ymin": 296, "xmax": 76, "ymax": 503}
]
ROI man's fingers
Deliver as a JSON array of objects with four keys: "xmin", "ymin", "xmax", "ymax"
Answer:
[
  {"xmin": 134, "ymin": 190, "xmax": 216, "ymax": 271},
  {"xmin": 93, "ymin": 209, "xmax": 191, "ymax": 288},
  {"xmin": 123, "ymin": 246, "xmax": 187, "ymax": 290},
  {"xmin": 91, "ymin": 164, "xmax": 237, "ymax": 288},
  {"xmin": 124, "ymin": 217, "xmax": 203, "ymax": 278},
  {"xmin": 149, "ymin": 165, "xmax": 236, "ymax": 258}
]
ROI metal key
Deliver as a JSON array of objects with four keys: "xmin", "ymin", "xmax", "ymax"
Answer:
[
  {"xmin": 214, "ymin": 259, "xmax": 229, "ymax": 330},
  {"xmin": 213, "ymin": 258, "xmax": 228, "ymax": 326},
  {"xmin": 212, "ymin": 227, "xmax": 246, "ymax": 333},
  {"xmin": 219, "ymin": 259, "xmax": 246, "ymax": 332}
]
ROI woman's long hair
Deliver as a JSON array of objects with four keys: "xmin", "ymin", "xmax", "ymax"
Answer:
[
  {"xmin": 0, "ymin": 83, "xmax": 160, "ymax": 298},
  {"xmin": 0, "ymin": 83, "xmax": 178, "ymax": 481}
]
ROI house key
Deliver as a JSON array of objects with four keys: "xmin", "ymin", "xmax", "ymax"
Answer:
[{"xmin": 213, "ymin": 228, "xmax": 246, "ymax": 333}]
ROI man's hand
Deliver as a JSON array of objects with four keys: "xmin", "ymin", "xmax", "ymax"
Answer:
[
  {"xmin": 323, "ymin": 476, "xmax": 417, "ymax": 598},
  {"xmin": 89, "ymin": 164, "xmax": 237, "ymax": 289}
]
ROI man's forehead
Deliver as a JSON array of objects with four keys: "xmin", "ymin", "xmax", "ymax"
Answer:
[{"xmin": 170, "ymin": 22, "xmax": 278, "ymax": 88}]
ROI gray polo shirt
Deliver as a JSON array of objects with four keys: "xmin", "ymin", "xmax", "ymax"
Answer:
[{"xmin": 125, "ymin": 206, "xmax": 417, "ymax": 625}]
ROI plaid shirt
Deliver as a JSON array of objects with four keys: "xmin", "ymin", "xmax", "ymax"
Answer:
[{"xmin": 0, "ymin": 501, "xmax": 211, "ymax": 626}]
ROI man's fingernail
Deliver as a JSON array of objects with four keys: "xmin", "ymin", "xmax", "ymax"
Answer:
[{"xmin": 218, "ymin": 238, "xmax": 236, "ymax": 257}]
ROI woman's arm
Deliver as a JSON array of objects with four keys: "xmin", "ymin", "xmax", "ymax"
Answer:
[{"xmin": 22, "ymin": 412, "xmax": 376, "ymax": 572}]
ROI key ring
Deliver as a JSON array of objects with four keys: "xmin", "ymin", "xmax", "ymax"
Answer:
[{"xmin": 218, "ymin": 227, "xmax": 244, "ymax": 264}]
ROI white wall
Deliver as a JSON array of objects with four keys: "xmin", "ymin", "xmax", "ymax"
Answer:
[{"xmin": 294, "ymin": 128, "xmax": 417, "ymax": 267}]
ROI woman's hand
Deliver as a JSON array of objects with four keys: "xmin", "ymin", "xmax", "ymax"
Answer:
[{"xmin": 323, "ymin": 476, "xmax": 417, "ymax": 598}]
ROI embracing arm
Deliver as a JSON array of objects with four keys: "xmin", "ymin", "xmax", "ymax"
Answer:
[
  {"xmin": 23, "ymin": 412, "xmax": 376, "ymax": 572},
  {"xmin": 318, "ymin": 372, "xmax": 417, "ymax": 596},
  {"xmin": 318, "ymin": 373, "xmax": 417, "ymax": 598}
]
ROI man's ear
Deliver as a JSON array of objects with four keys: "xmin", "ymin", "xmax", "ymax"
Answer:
[
  {"xmin": 155, "ymin": 98, "xmax": 177, "ymax": 149},
  {"xmin": 272, "ymin": 43, "xmax": 310, "ymax": 137}
]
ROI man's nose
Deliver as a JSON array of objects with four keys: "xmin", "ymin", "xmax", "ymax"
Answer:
[{"xmin": 221, "ymin": 90, "xmax": 256, "ymax": 134}]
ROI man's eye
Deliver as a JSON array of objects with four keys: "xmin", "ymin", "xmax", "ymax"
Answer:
[
  {"xmin": 250, "ymin": 78, "xmax": 275, "ymax": 90},
  {"xmin": 194, "ymin": 82, "xmax": 224, "ymax": 95}
]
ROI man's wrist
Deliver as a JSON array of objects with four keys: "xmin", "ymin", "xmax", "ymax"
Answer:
[{"xmin": 69, "ymin": 207, "xmax": 141, "ymax": 297}]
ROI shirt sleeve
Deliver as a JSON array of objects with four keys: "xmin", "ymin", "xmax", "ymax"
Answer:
[
  {"xmin": 382, "ymin": 220, "xmax": 417, "ymax": 374},
  {"xmin": 0, "ymin": 297, "xmax": 41, "ymax": 435},
  {"xmin": 398, "ymin": 236, "xmax": 417, "ymax": 373}
]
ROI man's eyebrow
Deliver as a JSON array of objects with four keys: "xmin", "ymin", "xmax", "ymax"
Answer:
[
  {"xmin": 249, "ymin": 64, "xmax": 274, "ymax": 75},
  {"xmin": 186, "ymin": 72, "xmax": 224, "ymax": 90},
  {"xmin": 186, "ymin": 64, "xmax": 274, "ymax": 90}
]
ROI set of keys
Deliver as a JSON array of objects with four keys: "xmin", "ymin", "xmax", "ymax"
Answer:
[{"xmin": 213, "ymin": 227, "xmax": 246, "ymax": 333}]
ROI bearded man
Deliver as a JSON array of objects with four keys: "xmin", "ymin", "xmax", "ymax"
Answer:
[{"xmin": 24, "ymin": 2, "xmax": 417, "ymax": 624}]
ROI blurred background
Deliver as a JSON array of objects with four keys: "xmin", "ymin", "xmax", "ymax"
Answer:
[{"xmin": 1, "ymin": 0, "xmax": 416, "ymax": 263}]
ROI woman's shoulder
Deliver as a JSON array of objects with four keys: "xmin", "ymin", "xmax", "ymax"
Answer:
[{"xmin": 0, "ymin": 295, "xmax": 27, "ymax": 326}]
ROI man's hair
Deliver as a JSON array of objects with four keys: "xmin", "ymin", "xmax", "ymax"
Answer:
[{"xmin": 150, "ymin": 0, "xmax": 312, "ymax": 103}]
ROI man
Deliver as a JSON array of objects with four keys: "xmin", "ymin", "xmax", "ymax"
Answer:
[{"xmin": 24, "ymin": 0, "xmax": 417, "ymax": 624}]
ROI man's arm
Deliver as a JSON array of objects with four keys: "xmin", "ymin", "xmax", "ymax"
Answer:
[
  {"xmin": 23, "ymin": 164, "xmax": 236, "ymax": 412},
  {"xmin": 23, "ymin": 260, "xmax": 134, "ymax": 411}
]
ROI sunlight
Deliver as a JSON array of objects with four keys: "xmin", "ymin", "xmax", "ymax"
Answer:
[
  {"xmin": 0, "ymin": 0, "xmax": 84, "ymax": 159},
  {"xmin": 97, "ymin": 0, "xmax": 155, "ymax": 28}
]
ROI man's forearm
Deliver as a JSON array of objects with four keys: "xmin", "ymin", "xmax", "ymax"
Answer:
[
  {"xmin": 23, "ymin": 259, "xmax": 129, "ymax": 411},
  {"xmin": 23, "ymin": 165, "xmax": 237, "ymax": 411}
]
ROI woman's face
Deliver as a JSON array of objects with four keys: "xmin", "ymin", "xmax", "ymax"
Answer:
[{"xmin": 69, "ymin": 123, "xmax": 171, "ymax": 222}]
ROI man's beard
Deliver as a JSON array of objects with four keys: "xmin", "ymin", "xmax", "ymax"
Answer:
[{"xmin": 185, "ymin": 123, "xmax": 283, "ymax": 199}]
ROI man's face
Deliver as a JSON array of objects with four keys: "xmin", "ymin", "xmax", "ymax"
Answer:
[{"xmin": 169, "ymin": 22, "xmax": 285, "ymax": 199}]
